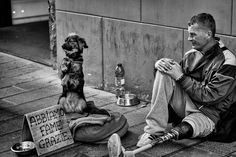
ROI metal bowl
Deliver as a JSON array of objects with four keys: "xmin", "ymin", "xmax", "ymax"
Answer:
[
  {"xmin": 117, "ymin": 93, "xmax": 140, "ymax": 106},
  {"xmin": 11, "ymin": 141, "xmax": 36, "ymax": 156}
]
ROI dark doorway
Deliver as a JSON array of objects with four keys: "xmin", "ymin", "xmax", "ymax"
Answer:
[
  {"xmin": 0, "ymin": 0, "xmax": 12, "ymax": 27},
  {"xmin": 0, "ymin": 21, "xmax": 51, "ymax": 66}
]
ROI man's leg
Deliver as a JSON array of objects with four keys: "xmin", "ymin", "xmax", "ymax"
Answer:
[
  {"xmin": 137, "ymin": 71, "xmax": 183, "ymax": 147},
  {"xmin": 144, "ymin": 71, "xmax": 198, "ymax": 134},
  {"xmin": 137, "ymin": 71, "xmax": 202, "ymax": 147},
  {"xmin": 144, "ymin": 71, "xmax": 173, "ymax": 134}
]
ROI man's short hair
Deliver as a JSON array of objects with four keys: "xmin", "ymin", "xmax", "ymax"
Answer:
[{"xmin": 188, "ymin": 13, "xmax": 216, "ymax": 37}]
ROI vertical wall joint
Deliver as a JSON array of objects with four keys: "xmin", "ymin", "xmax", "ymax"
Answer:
[{"xmin": 101, "ymin": 17, "xmax": 105, "ymax": 89}]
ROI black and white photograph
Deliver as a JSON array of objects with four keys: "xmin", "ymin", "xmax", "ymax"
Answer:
[{"xmin": 0, "ymin": 0, "xmax": 236, "ymax": 157}]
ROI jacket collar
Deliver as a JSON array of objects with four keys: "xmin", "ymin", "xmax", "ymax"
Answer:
[{"xmin": 203, "ymin": 42, "xmax": 221, "ymax": 60}]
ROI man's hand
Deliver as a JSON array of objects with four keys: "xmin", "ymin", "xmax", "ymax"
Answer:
[
  {"xmin": 155, "ymin": 58, "xmax": 174, "ymax": 72},
  {"xmin": 165, "ymin": 62, "xmax": 183, "ymax": 80},
  {"xmin": 155, "ymin": 58, "xmax": 183, "ymax": 80}
]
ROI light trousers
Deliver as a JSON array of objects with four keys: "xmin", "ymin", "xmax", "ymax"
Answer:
[{"xmin": 144, "ymin": 71, "xmax": 215, "ymax": 138}]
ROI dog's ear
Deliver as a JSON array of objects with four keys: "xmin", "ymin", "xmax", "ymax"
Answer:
[
  {"xmin": 64, "ymin": 36, "xmax": 70, "ymax": 43},
  {"xmin": 78, "ymin": 38, "xmax": 88, "ymax": 49}
]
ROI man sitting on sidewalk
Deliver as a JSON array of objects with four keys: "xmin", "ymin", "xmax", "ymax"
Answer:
[{"xmin": 137, "ymin": 13, "xmax": 236, "ymax": 147}]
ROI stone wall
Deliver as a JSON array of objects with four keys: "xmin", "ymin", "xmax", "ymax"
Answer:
[
  {"xmin": 48, "ymin": 0, "xmax": 57, "ymax": 69},
  {"xmin": 55, "ymin": 0, "xmax": 236, "ymax": 100}
]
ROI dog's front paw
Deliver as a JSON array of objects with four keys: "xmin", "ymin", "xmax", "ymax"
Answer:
[
  {"xmin": 58, "ymin": 96, "xmax": 74, "ymax": 113},
  {"xmin": 61, "ymin": 74, "xmax": 70, "ymax": 86},
  {"xmin": 74, "ymin": 98, "xmax": 87, "ymax": 113},
  {"xmin": 60, "ymin": 92, "xmax": 87, "ymax": 113}
]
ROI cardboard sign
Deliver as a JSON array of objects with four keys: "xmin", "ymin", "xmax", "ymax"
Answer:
[{"xmin": 23, "ymin": 105, "xmax": 74, "ymax": 156}]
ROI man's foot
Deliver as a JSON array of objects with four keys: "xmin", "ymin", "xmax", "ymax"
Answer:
[
  {"xmin": 136, "ymin": 132, "xmax": 161, "ymax": 147},
  {"xmin": 108, "ymin": 133, "xmax": 124, "ymax": 157}
]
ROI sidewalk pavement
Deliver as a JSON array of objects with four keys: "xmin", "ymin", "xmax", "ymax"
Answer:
[{"xmin": 0, "ymin": 52, "xmax": 236, "ymax": 157}]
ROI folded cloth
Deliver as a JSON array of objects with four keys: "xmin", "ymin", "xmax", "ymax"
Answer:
[
  {"xmin": 69, "ymin": 113, "xmax": 111, "ymax": 136},
  {"xmin": 67, "ymin": 103, "xmax": 129, "ymax": 144}
]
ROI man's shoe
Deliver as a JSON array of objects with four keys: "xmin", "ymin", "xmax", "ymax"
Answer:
[{"xmin": 108, "ymin": 133, "xmax": 124, "ymax": 157}]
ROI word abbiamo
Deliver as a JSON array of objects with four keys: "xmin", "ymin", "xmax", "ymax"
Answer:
[{"xmin": 29, "ymin": 107, "xmax": 65, "ymax": 127}]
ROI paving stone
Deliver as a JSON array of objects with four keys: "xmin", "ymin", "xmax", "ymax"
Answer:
[
  {"xmin": 48, "ymin": 145, "xmax": 90, "ymax": 157},
  {"xmin": 136, "ymin": 152, "xmax": 153, "ymax": 157},
  {"xmin": 0, "ymin": 55, "xmax": 15, "ymax": 64},
  {"xmin": 101, "ymin": 100, "xmax": 149, "ymax": 115},
  {"xmin": 124, "ymin": 106, "xmax": 150, "ymax": 127},
  {"xmin": 39, "ymin": 142, "xmax": 82, "ymax": 157},
  {"xmin": 15, "ymin": 75, "xmax": 60, "ymax": 91},
  {"xmin": 86, "ymin": 87, "xmax": 116, "ymax": 98},
  {"xmin": 0, "ymin": 61, "xmax": 35, "ymax": 74},
  {"xmin": 121, "ymin": 123, "xmax": 146, "ymax": 147},
  {"xmin": 1, "ymin": 90, "xmax": 105, "ymax": 116},
  {"xmin": 232, "ymin": 152, "xmax": 236, "ymax": 155},
  {"xmin": 0, "ymin": 151, "xmax": 19, "ymax": 157},
  {"xmin": 231, "ymin": 152, "xmax": 236, "ymax": 156},
  {"xmin": 0, "ymin": 141, "xmax": 83, "ymax": 157},
  {"xmin": 194, "ymin": 141, "xmax": 236, "ymax": 156},
  {"xmin": 0, "ymin": 99, "xmax": 16, "ymax": 108},
  {"xmin": 142, "ymin": 140, "xmax": 184, "ymax": 157},
  {"xmin": 86, "ymin": 96, "xmax": 115, "ymax": 107},
  {"xmin": 3, "ymin": 84, "xmax": 61, "ymax": 105},
  {"xmin": 0, "ymin": 130, "xmax": 21, "ymax": 153},
  {"xmin": 0, "ymin": 109, "xmax": 18, "ymax": 121},
  {"xmin": 0, "ymin": 86, "xmax": 26, "ymax": 98},
  {"xmin": 62, "ymin": 143, "xmax": 108, "ymax": 157},
  {"xmin": 3, "ymin": 94, "xmax": 60, "ymax": 115},
  {"xmin": 173, "ymin": 138, "xmax": 202, "ymax": 147},
  {"xmin": 0, "ymin": 64, "xmax": 41, "ymax": 78},
  {"xmin": 0, "ymin": 60, "xmax": 27, "ymax": 70},
  {"xmin": 0, "ymin": 115, "xmax": 23, "ymax": 136},
  {"xmin": 0, "ymin": 52, "xmax": 32, "ymax": 64},
  {"xmin": 102, "ymin": 102, "xmax": 139, "ymax": 115},
  {"xmin": 84, "ymin": 87, "xmax": 105, "ymax": 98},
  {"xmin": 0, "ymin": 69, "xmax": 57, "ymax": 88},
  {"xmin": 168, "ymin": 146, "xmax": 221, "ymax": 157}
]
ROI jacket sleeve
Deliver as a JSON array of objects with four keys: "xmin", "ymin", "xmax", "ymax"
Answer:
[{"xmin": 177, "ymin": 64, "xmax": 236, "ymax": 104}]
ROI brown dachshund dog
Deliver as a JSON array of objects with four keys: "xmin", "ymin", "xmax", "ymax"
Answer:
[{"xmin": 58, "ymin": 33, "xmax": 88, "ymax": 113}]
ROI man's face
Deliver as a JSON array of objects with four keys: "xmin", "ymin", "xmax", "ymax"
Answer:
[{"xmin": 187, "ymin": 23, "xmax": 210, "ymax": 51}]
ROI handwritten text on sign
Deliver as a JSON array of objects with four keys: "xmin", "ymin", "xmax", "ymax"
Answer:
[{"xmin": 25, "ymin": 105, "xmax": 74, "ymax": 156}]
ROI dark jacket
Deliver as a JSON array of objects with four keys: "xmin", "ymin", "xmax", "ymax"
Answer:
[{"xmin": 177, "ymin": 41, "xmax": 236, "ymax": 125}]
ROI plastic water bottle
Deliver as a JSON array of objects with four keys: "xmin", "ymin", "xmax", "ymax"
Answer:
[{"xmin": 115, "ymin": 63, "xmax": 125, "ymax": 98}]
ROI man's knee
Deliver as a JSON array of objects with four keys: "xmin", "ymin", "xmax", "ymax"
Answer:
[{"xmin": 154, "ymin": 70, "xmax": 173, "ymax": 82}]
